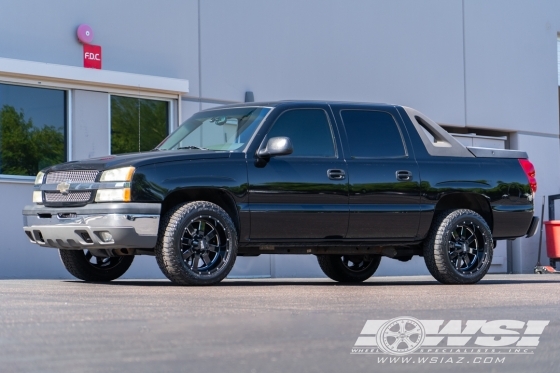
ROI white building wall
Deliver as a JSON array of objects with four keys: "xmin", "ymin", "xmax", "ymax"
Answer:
[
  {"xmin": 199, "ymin": 0, "xmax": 467, "ymax": 126},
  {"xmin": 0, "ymin": 0, "xmax": 198, "ymax": 85},
  {"xmin": 463, "ymin": 0, "xmax": 560, "ymax": 134},
  {"xmin": 0, "ymin": 182, "xmax": 65, "ymax": 278},
  {"xmin": 72, "ymin": 90, "xmax": 110, "ymax": 160}
]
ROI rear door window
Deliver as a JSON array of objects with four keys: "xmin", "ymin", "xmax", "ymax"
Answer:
[{"xmin": 341, "ymin": 110, "xmax": 406, "ymax": 158}]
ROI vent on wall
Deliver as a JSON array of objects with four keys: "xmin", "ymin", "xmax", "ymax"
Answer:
[{"xmin": 245, "ymin": 91, "xmax": 255, "ymax": 103}]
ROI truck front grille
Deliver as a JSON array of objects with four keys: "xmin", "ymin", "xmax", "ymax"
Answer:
[
  {"xmin": 44, "ymin": 191, "xmax": 92, "ymax": 203},
  {"xmin": 45, "ymin": 170, "xmax": 99, "ymax": 184}
]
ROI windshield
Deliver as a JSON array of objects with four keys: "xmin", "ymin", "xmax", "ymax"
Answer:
[{"xmin": 157, "ymin": 107, "xmax": 271, "ymax": 151}]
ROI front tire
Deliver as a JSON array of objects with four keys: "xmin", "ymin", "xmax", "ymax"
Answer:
[
  {"xmin": 59, "ymin": 250, "xmax": 134, "ymax": 282},
  {"xmin": 423, "ymin": 209, "xmax": 493, "ymax": 284},
  {"xmin": 317, "ymin": 254, "xmax": 381, "ymax": 283},
  {"xmin": 155, "ymin": 201, "xmax": 238, "ymax": 286}
]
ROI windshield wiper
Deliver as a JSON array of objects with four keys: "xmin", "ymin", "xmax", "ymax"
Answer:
[{"xmin": 177, "ymin": 146, "xmax": 208, "ymax": 150}]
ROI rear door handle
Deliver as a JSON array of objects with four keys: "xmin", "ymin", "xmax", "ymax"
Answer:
[
  {"xmin": 327, "ymin": 169, "xmax": 346, "ymax": 180},
  {"xmin": 396, "ymin": 170, "xmax": 412, "ymax": 181}
]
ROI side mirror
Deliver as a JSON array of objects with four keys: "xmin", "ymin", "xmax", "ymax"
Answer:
[{"xmin": 257, "ymin": 137, "xmax": 293, "ymax": 158}]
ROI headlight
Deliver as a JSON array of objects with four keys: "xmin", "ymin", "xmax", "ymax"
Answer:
[
  {"xmin": 34, "ymin": 171, "xmax": 45, "ymax": 185},
  {"xmin": 100, "ymin": 167, "xmax": 135, "ymax": 182},
  {"xmin": 95, "ymin": 188, "xmax": 131, "ymax": 202},
  {"xmin": 32, "ymin": 190, "xmax": 43, "ymax": 203}
]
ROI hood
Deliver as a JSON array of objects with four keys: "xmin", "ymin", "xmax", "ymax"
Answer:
[{"xmin": 46, "ymin": 150, "xmax": 232, "ymax": 172}]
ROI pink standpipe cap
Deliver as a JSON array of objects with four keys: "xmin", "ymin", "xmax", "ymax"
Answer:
[{"xmin": 77, "ymin": 24, "xmax": 94, "ymax": 44}]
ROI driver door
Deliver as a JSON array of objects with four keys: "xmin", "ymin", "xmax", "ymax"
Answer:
[{"xmin": 248, "ymin": 107, "xmax": 349, "ymax": 240}]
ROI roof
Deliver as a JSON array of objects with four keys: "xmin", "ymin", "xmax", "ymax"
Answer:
[{"xmin": 202, "ymin": 100, "xmax": 397, "ymax": 110}]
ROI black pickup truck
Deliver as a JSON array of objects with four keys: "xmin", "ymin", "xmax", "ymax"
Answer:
[{"xmin": 23, "ymin": 101, "xmax": 539, "ymax": 285}]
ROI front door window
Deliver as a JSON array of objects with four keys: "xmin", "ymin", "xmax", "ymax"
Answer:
[{"xmin": 265, "ymin": 109, "xmax": 336, "ymax": 157}]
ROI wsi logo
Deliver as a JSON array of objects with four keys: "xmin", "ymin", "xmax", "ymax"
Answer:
[{"xmin": 353, "ymin": 317, "xmax": 549, "ymax": 356}]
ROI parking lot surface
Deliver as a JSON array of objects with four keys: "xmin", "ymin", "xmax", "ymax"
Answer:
[{"xmin": 1, "ymin": 275, "xmax": 560, "ymax": 373}]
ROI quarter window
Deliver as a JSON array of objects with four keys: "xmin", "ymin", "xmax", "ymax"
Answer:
[
  {"xmin": 341, "ymin": 110, "xmax": 406, "ymax": 158},
  {"xmin": 266, "ymin": 109, "xmax": 335, "ymax": 157},
  {"xmin": 111, "ymin": 96, "xmax": 169, "ymax": 154},
  {"xmin": 0, "ymin": 83, "xmax": 66, "ymax": 177}
]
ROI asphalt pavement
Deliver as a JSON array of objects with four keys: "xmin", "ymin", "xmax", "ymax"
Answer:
[{"xmin": 1, "ymin": 275, "xmax": 560, "ymax": 373}]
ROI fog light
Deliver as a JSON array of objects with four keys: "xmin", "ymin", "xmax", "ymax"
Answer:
[
  {"xmin": 98, "ymin": 231, "xmax": 113, "ymax": 242},
  {"xmin": 33, "ymin": 190, "xmax": 43, "ymax": 203}
]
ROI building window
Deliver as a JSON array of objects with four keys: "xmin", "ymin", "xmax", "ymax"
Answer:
[
  {"xmin": 110, "ymin": 95, "xmax": 169, "ymax": 154},
  {"xmin": 0, "ymin": 83, "xmax": 66, "ymax": 177}
]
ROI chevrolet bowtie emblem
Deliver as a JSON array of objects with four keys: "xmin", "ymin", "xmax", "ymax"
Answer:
[{"xmin": 56, "ymin": 181, "xmax": 71, "ymax": 195}]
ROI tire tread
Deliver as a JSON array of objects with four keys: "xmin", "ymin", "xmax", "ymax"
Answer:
[
  {"xmin": 317, "ymin": 254, "xmax": 381, "ymax": 283},
  {"xmin": 59, "ymin": 250, "xmax": 134, "ymax": 282},
  {"xmin": 423, "ymin": 209, "xmax": 493, "ymax": 284},
  {"xmin": 155, "ymin": 201, "xmax": 237, "ymax": 286}
]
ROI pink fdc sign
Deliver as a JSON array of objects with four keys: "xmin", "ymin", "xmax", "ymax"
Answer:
[{"xmin": 83, "ymin": 44, "xmax": 102, "ymax": 69}]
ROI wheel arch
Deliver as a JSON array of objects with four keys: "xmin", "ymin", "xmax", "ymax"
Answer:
[
  {"xmin": 161, "ymin": 188, "xmax": 240, "ymax": 234},
  {"xmin": 433, "ymin": 192, "xmax": 493, "ymax": 232}
]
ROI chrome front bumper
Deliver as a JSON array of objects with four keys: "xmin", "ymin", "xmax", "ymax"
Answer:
[{"xmin": 22, "ymin": 203, "xmax": 161, "ymax": 250}]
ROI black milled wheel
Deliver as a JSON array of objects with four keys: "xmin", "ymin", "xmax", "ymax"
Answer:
[
  {"xmin": 59, "ymin": 249, "xmax": 134, "ymax": 282},
  {"xmin": 423, "ymin": 209, "xmax": 493, "ymax": 284},
  {"xmin": 317, "ymin": 254, "xmax": 382, "ymax": 283},
  {"xmin": 155, "ymin": 201, "xmax": 238, "ymax": 286}
]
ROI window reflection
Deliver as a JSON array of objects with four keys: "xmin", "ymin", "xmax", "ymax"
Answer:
[
  {"xmin": 0, "ymin": 83, "xmax": 66, "ymax": 176},
  {"xmin": 111, "ymin": 96, "xmax": 168, "ymax": 154}
]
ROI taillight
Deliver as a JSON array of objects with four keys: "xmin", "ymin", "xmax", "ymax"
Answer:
[{"xmin": 519, "ymin": 159, "xmax": 537, "ymax": 193}]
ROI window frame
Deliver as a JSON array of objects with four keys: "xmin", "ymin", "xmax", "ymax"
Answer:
[
  {"xmin": 339, "ymin": 109, "xmax": 408, "ymax": 160},
  {"xmin": 259, "ymin": 107, "xmax": 339, "ymax": 159},
  {"xmin": 0, "ymin": 80, "xmax": 70, "ymax": 182},
  {"xmin": 108, "ymin": 94, "xmax": 174, "ymax": 155}
]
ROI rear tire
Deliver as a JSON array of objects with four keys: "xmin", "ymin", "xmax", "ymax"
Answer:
[
  {"xmin": 155, "ymin": 201, "xmax": 238, "ymax": 286},
  {"xmin": 423, "ymin": 209, "xmax": 493, "ymax": 284},
  {"xmin": 317, "ymin": 254, "xmax": 381, "ymax": 283},
  {"xmin": 59, "ymin": 250, "xmax": 134, "ymax": 282}
]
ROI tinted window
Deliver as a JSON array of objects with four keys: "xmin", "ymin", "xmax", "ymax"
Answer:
[
  {"xmin": 341, "ymin": 110, "xmax": 405, "ymax": 158},
  {"xmin": 266, "ymin": 109, "xmax": 335, "ymax": 157},
  {"xmin": 0, "ymin": 83, "xmax": 66, "ymax": 176}
]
